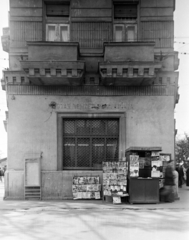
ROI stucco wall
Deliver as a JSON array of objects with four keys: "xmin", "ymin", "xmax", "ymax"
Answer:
[
  {"xmin": 42, "ymin": 171, "xmax": 103, "ymax": 200},
  {"xmin": 6, "ymin": 94, "xmax": 174, "ymax": 199},
  {"xmin": 4, "ymin": 170, "xmax": 24, "ymax": 199},
  {"xmin": 7, "ymin": 94, "xmax": 174, "ymax": 171}
]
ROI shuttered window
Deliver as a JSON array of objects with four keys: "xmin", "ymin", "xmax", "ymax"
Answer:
[
  {"xmin": 114, "ymin": 4, "xmax": 137, "ymax": 20},
  {"xmin": 46, "ymin": 4, "xmax": 69, "ymax": 17}
]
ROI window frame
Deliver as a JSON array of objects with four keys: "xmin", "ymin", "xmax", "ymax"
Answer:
[
  {"xmin": 46, "ymin": 24, "xmax": 57, "ymax": 41},
  {"xmin": 57, "ymin": 113, "xmax": 126, "ymax": 171},
  {"xmin": 62, "ymin": 119, "xmax": 119, "ymax": 170},
  {"xmin": 114, "ymin": 23, "xmax": 137, "ymax": 42},
  {"xmin": 46, "ymin": 23, "xmax": 70, "ymax": 42},
  {"xmin": 59, "ymin": 23, "xmax": 70, "ymax": 42},
  {"xmin": 114, "ymin": 24, "xmax": 124, "ymax": 42},
  {"xmin": 126, "ymin": 24, "xmax": 137, "ymax": 42}
]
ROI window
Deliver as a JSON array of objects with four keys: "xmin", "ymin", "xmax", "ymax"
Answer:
[
  {"xmin": 63, "ymin": 119, "xmax": 119, "ymax": 169},
  {"xmin": 45, "ymin": 2, "xmax": 70, "ymax": 42},
  {"xmin": 46, "ymin": 24, "xmax": 69, "ymax": 41},
  {"xmin": 114, "ymin": 24, "xmax": 137, "ymax": 42},
  {"xmin": 114, "ymin": 3, "xmax": 138, "ymax": 42},
  {"xmin": 114, "ymin": 25, "xmax": 124, "ymax": 42}
]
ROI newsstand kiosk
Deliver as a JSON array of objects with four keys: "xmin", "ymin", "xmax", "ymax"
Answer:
[{"xmin": 126, "ymin": 147, "xmax": 163, "ymax": 204}]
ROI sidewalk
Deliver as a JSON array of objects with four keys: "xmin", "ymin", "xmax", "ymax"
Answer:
[{"xmin": 0, "ymin": 181, "xmax": 189, "ymax": 211}]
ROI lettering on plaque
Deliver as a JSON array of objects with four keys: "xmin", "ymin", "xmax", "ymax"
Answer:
[{"xmin": 56, "ymin": 103, "xmax": 128, "ymax": 110}]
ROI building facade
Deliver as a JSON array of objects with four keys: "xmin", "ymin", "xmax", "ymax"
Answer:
[{"xmin": 1, "ymin": 0, "xmax": 179, "ymax": 200}]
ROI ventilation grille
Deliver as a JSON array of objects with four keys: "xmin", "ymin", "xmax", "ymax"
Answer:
[{"xmin": 25, "ymin": 186, "xmax": 41, "ymax": 200}]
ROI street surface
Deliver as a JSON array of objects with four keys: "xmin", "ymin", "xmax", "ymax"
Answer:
[{"xmin": 0, "ymin": 182, "xmax": 189, "ymax": 240}]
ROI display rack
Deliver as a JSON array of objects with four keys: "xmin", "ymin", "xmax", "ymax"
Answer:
[
  {"xmin": 102, "ymin": 161, "xmax": 128, "ymax": 204},
  {"xmin": 72, "ymin": 176, "xmax": 101, "ymax": 200}
]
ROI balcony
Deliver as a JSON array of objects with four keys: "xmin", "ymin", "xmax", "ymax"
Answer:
[
  {"xmin": 99, "ymin": 42, "xmax": 162, "ymax": 86},
  {"xmin": 1, "ymin": 27, "xmax": 10, "ymax": 53},
  {"xmin": 20, "ymin": 42, "xmax": 85, "ymax": 85},
  {"xmin": 20, "ymin": 61, "xmax": 85, "ymax": 85},
  {"xmin": 27, "ymin": 42, "xmax": 80, "ymax": 61},
  {"xmin": 3, "ymin": 70, "xmax": 30, "ymax": 86}
]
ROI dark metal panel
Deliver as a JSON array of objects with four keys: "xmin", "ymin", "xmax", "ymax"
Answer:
[{"xmin": 129, "ymin": 178, "xmax": 159, "ymax": 203}]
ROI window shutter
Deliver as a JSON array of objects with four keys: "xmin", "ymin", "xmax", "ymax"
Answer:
[
  {"xmin": 46, "ymin": 4, "xmax": 69, "ymax": 17},
  {"xmin": 114, "ymin": 4, "xmax": 137, "ymax": 19}
]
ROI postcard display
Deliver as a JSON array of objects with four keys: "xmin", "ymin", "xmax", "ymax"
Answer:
[
  {"xmin": 72, "ymin": 176, "xmax": 101, "ymax": 200},
  {"xmin": 129, "ymin": 151, "xmax": 164, "ymax": 179},
  {"xmin": 126, "ymin": 147, "xmax": 164, "ymax": 204},
  {"xmin": 103, "ymin": 161, "xmax": 128, "ymax": 204}
]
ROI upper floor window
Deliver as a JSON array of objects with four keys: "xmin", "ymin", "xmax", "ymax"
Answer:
[
  {"xmin": 114, "ymin": 4, "xmax": 137, "ymax": 20},
  {"xmin": 114, "ymin": 3, "xmax": 138, "ymax": 42},
  {"xmin": 114, "ymin": 24, "xmax": 137, "ymax": 42},
  {"xmin": 46, "ymin": 24, "xmax": 70, "ymax": 41},
  {"xmin": 45, "ymin": 1, "xmax": 70, "ymax": 42}
]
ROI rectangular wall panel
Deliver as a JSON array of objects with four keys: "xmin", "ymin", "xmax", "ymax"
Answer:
[
  {"xmin": 140, "ymin": 21, "xmax": 174, "ymax": 48},
  {"xmin": 141, "ymin": 0, "xmax": 174, "ymax": 8},
  {"xmin": 71, "ymin": 9, "xmax": 112, "ymax": 18},
  {"xmin": 10, "ymin": 0, "xmax": 42, "ymax": 8},
  {"xmin": 71, "ymin": 22, "xmax": 112, "ymax": 49},
  {"xmin": 10, "ymin": 21, "xmax": 42, "ymax": 48},
  {"xmin": 140, "ymin": 8, "xmax": 173, "ymax": 17},
  {"xmin": 10, "ymin": 8, "xmax": 42, "ymax": 17},
  {"xmin": 71, "ymin": 0, "xmax": 112, "ymax": 8}
]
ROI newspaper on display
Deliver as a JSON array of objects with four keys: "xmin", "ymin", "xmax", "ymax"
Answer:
[
  {"xmin": 72, "ymin": 176, "xmax": 101, "ymax": 200},
  {"xmin": 103, "ymin": 161, "xmax": 128, "ymax": 197},
  {"xmin": 129, "ymin": 155, "xmax": 139, "ymax": 177}
]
